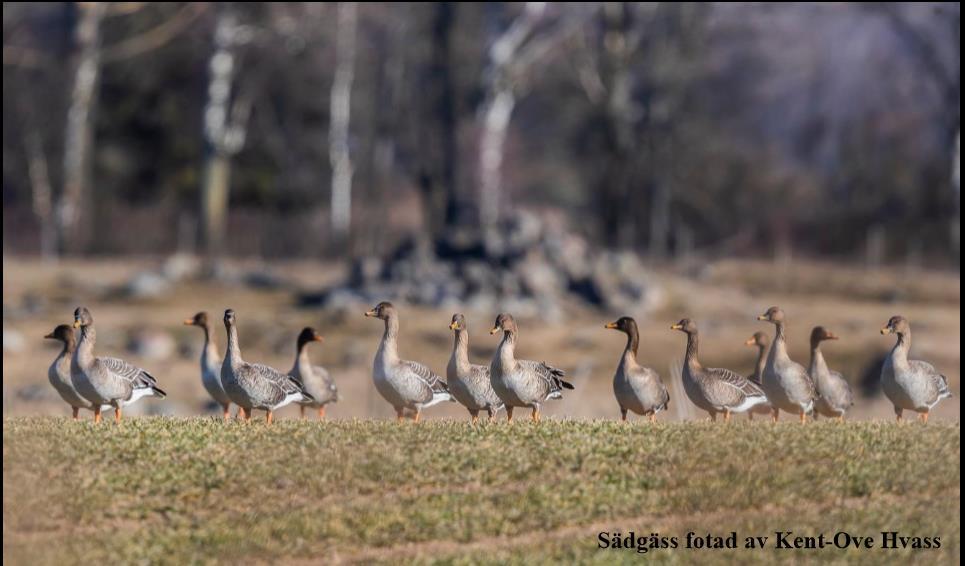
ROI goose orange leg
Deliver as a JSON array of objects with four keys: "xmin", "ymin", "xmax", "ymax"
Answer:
[
  {"xmin": 413, "ymin": 410, "xmax": 421, "ymax": 423},
  {"xmin": 531, "ymin": 407, "xmax": 540, "ymax": 423},
  {"xmin": 894, "ymin": 407, "xmax": 903, "ymax": 424},
  {"xmin": 114, "ymin": 406, "xmax": 122, "ymax": 424},
  {"xmin": 93, "ymin": 406, "xmax": 102, "ymax": 423},
  {"xmin": 799, "ymin": 412, "xmax": 807, "ymax": 425},
  {"xmin": 771, "ymin": 408, "xmax": 780, "ymax": 422},
  {"xmin": 487, "ymin": 408, "xmax": 496, "ymax": 423},
  {"xmin": 317, "ymin": 406, "xmax": 326, "ymax": 420},
  {"xmin": 243, "ymin": 407, "xmax": 252, "ymax": 423},
  {"xmin": 620, "ymin": 407, "xmax": 628, "ymax": 422},
  {"xmin": 649, "ymin": 413, "xmax": 656, "ymax": 424},
  {"xmin": 222, "ymin": 403, "xmax": 231, "ymax": 422},
  {"xmin": 919, "ymin": 412, "xmax": 929, "ymax": 424},
  {"xmin": 724, "ymin": 410, "xmax": 732, "ymax": 423},
  {"xmin": 266, "ymin": 410, "xmax": 274, "ymax": 425},
  {"xmin": 470, "ymin": 410, "xmax": 479, "ymax": 424},
  {"xmin": 72, "ymin": 407, "xmax": 80, "ymax": 420},
  {"xmin": 506, "ymin": 406, "xmax": 514, "ymax": 423},
  {"xmin": 396, "ymin": 407, "xmax": 405, "ymax": 422}
]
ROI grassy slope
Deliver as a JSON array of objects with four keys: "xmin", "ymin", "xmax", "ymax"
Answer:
[{"xmin": 3, "ymin": 418, "xmax": 960, "ymax": 565}]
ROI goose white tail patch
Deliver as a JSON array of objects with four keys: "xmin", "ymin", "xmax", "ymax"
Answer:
[
  {"xmin": 273, "ymin": 393, "xmax": 307, "ymax": 410},
  {"xmin": 420, "ymin": 392, "xmax": 453, "ymax": 409},
  {"xmin": 729, "ymin": 395, "xmax": 769, "ymax": 413}
]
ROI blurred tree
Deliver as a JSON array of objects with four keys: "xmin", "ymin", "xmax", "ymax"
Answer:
[
  {"xmin": 58, "ymin": 1, "xmax": 107, "ymax": 255},
  {"xmin": 200, "ymin": 6, "xmax": 252, "ymax": 275},
  {"xmin": 329, "ymin": 2, "xmax": 358, "ymax": 242}
]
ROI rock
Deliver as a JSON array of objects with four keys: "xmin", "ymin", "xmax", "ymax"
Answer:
[
  {"xmin": 3, "ymin": 328, "xmax": 25, "ymax": 353},
  {"xmin": 127, "ymin": 330, "xmax": 176, "ymax": 361},
  {"xmin": 161, "ymin": 254, "xmax": 201, "ymax": 281},
  {"xmin": 125, "ymin": 272, "xmax": 171, "ymax": 299}
]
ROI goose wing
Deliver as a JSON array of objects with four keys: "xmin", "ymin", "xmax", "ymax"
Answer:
[
  {"xmin": 246, "ymin": 362, "xmax": 313, "ymax": 406},
  {"xmin": 708, "ymin": 366, "xmax": 766, "ymax": 399},
  {"xmin": 100, "ymin": 357, "xmax": 166, "ymax": 396},
  {"xmin": 400, "ymin": 360, "xmax": 449, "ymax": 395},
  {"xmin": 519, "ymin": 360, "xmax": 574, "ymax": 396},
  {"xmin": 910, "ymin": 360, "xmax": 951, "ymax": 399}
]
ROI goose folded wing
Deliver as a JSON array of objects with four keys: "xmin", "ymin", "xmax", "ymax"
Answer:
[
  {"xmin": 100, "ymin": 357, "xmax": 155, "ymax": 388},
  {"xmin": 708, "ymin": 367, "xmax": 765, "ymax": 398},
  {"xmin": 401, "ymin": 360, "xmax": 448, "ymax": 394}
]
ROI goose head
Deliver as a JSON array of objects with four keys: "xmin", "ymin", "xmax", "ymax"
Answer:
[
  {"xmin": 297, "ymin": 327, "xmax": 324, "ymax": 348},
  {"xmin": 744, "ymin": 331, "xmax": 770, "ymax": 349},
  {"xmin": 73, "ymin": 307, "xmax": 93, "ymax": 328},
  {"xmin": 604, "ymin": 316, "xmax": 638, "ymax": 336},
  {"xmin": 810, "ymin": 326, "xmax": 839, "ymax": 348},
  {"xmin": 757, "ymin": 306, "xmax": 785, "ymax": 324},
  {"xmin": 490, "ymin": 313, "xmax": 517, "ymax": 335},
  {"xmin": 364, "ymin": 301, "xmax": 395, "ymax": 321},
  {"xmin": 449, "ymin": 313, "xmax": 467, "ymax": 332},
  {"xmin": 670, "ymin": 318, "xmax": 697, "ymax": 334},
  {"xmin": 44, "ymin": 324, "xmax": 75, "ymax": 344},
  {"xmin": 881, "ymin": 315, "xmax": 909, "ymax": 337},
  {"xmin": 183, "ymin": 311, "xmax": 209, "ymax": 328}
]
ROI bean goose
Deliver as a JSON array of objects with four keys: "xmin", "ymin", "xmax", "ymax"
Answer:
[
  {"xmin": 365, "ymin": 302, "xmax": 453, "ymax": 422},
  {"xmin": 489, "ymin": 313, "xmax": 574, "ymax": 423},
  {"xmin": 447, "ymin": 313, "xmax": 504, "ymax": 423},
  {"xmin": 220, "ymin": 309, "xmax": 314, "ymax": 424},
  {"xmin": 44, "ymin": 324, "xmax": 109, "ymax": 419},
  {"xmin": 757, "ymin": 307, "xmax": 816, "ymax": 423},
  {"xmin": 671, "ymin": 318, "xmax": 767, "ymax": 422},
  {"xmin": 880, "ymin": 316, "xmax": 952, "ymax": 423},
  {"xmin": 71, "ymin": 307, "xmax": 167, "ymax": 423},
  {"xmin": 743, "ymin": 331, "xmax": 774, "ymax": 420},
  {"xmin": 291, "ymin": 327, "xmax": 340, "ymax": 420},
  {"xmin": 605, "ymin": 316, "xmax": 669, "ymax": 422},
  {"xmin": 183, "ymin": 312, "xmax": 233, "ymax": 420},
  {"xmin": 809, "ymin": 326, "xmax": 854, "ymax": 422}
]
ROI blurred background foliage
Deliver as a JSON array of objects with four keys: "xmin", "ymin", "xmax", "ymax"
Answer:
[{"xmin": 2, "ymin": 2, "xmax": 960, "ymax": 265}]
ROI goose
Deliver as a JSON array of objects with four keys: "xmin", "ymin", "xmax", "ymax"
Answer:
[
  {"xmin": 604, "ymin": 316, "xmax": 669, "ymax": 422},
  {"xmin": 447, "ymin": 313, "xmax": 504, "ymax": 423},
  {"xmin": 743, "ymin": 331, "xmax": 774, "ymax": 420},
  {"xmin": 671, "ymin": 318, "xmax": 767, "ymax": 422},
  {"xmin": 757, "ymin": 307, "xmax": 816, "ymax": 423},
  {"xmin": 220, "ymin": 309, "xmax": 314, "ymax": 424},
  {"xmin": 183, "ymin": 311, "xmax": 233, "ymax": 420},
  {"xmin": 488, "ymin": 313, "xmax": 574, "ymax": 423},
  {"xmin": 71, "ymin": 307, "xmax": 166, "ymax": 423},
  {"xmin": 809, "ymin": 326, "xmax": 854, "ymax": 422},
  {"xmin": 291, "ymin": 327, "xmax": 340, "ymax": 420},
  {"xmin": 365, "ymin": 302, "xmax": 452, "ymax": 422},
  {"xmin": 880, "ymin": 316, "xmax": 951, "ymax": 423},
  {"xmin": 44, "ymin": 324, "xmax": 109, "ymax": 419}
]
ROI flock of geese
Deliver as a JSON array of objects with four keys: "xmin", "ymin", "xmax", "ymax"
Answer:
[{"xmin": 44, "ymin": 303, "xmax": 951, "ymax": 424}]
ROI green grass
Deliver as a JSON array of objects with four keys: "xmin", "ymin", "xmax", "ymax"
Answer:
[{"xmin": 3, "ymin": 418, "xmax": 960, "ymax": 565}]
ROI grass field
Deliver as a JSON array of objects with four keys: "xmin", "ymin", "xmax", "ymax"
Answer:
[{"xmin": 2, "ymin": 417, "xmax": 960, "ymax": 564}]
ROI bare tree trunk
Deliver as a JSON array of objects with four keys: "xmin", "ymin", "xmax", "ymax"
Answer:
[
  {"xmin": 200, "ymin": 8, "xmax": 251, "ymax": 275},
  {"xmin": 329, "ymin": 2, "xmax": 358, "ymax": 241},
  {"xmin": 57, "ymin": 1, "xmax": 107, "ymax": 256},
  {"xmin": 477, "ymin": 3, "xmax": 546, "ymax": 229},
  {"xmin": 25, "ymin": 130, "xmax": 56, "ymax": 259},
  {"xmin": 416, "ymin": 2, "xmax": 461, "ymax": 239}
]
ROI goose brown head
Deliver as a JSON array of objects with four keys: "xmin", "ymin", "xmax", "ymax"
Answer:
[
  {"xmin": 449, "ymin": 313, "xmax": 467, "ymax": 332},
  {"xmin": 670, "ymin": 318, "xmax": 697, "ymax": 334},
  {"xmin": 757, "ymin": 306, "xmax": 785, "ymax": 324}
]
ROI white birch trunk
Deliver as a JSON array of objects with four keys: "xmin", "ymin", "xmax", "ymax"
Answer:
[
  {"xmin": 58, "ymin": 1, "xmax": 107, "ymax": 255},
  {"xmin": 329, "ymin": 2, "xmax": 358, "ymax": 239}
]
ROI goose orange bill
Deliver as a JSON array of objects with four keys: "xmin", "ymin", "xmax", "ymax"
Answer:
[
  {"xmin": 449, "ymin": 321, "xmax": 458, "ymax": 330},
  {"xmin": 744, "ymin": 337, "xmax": 756, "ymax": 346},
  {"xmin": 756, "ymin": 314, "xmax": 767, "ymax": 321},
  {"xmin": 604, "ymin": 322, "xmax": 618, "ymax": 329},
  {"xmin": 364, "ymin": 309, "xmax": 376, "ymax": 317},
  {"xmin": 670, "ymin": 323, "xmax": 682, "ymax": 330},
  {"xmin": 183, "ymin": 318, "xmax": 194, "ymax": 325},
  {"xmin": 489, "ymin": 326, "xmax": 500, "ymax": 335},
  {"xmin": 880, "ymin": 326, "xmax": 891, "ymax": 334}
]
